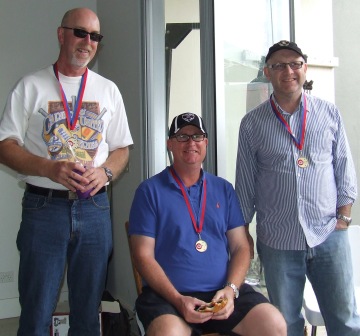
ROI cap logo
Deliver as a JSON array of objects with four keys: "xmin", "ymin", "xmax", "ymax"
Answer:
[
  {"xmin": 278, "ymin": 40, "xmax": 290, "ymax": 47},
  {"xmin": 170, "ymin": 112, "xmax": 207, "ymax": 136},
  {"xmin": 182, "ymin": 113, "xmax": 195, "ymax": 122}
]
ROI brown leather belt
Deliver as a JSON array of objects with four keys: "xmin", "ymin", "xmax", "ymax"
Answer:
[{"xmin": 25, "ymin": 183, "xmax": 106, "ymax": 200}]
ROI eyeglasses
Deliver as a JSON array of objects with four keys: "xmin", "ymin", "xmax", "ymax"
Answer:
[
  {"xmin": 267, "ymin": 61, "xmax": 304, "ymax": 71},
  {"xmin": 62, "ymin": 27, "xmax": 103, "ymax": 42},
  {"xmin": 172, "ymin": 134, "xmax": 207, "ymax": 142}
]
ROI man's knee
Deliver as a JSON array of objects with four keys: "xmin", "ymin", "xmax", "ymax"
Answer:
[
  {"xmin": 146, "ymin": 314, "xmax": 192, "ymax": 336},
  {"xmin": 234, "ymin": 303, "xmax": 287, "ymax": 336}
]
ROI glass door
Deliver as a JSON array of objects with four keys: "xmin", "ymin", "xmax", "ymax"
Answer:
[
  {"xmin": 214, "ymin": 0, "xmax": 290, "ymax": 184},
  {"xmin": 213, "ymin": 0, "xmax": 290, "ymax": 290}
]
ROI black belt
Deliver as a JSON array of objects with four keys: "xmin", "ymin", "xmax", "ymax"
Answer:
[{"xmin": 25, "ymin": 183, "xmax": 106, "ymax": 200}]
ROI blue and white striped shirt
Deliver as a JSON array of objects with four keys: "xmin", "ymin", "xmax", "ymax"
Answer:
[{"xmin": 235, "ymin": 93, "xmax": 357, "ymax": 249}]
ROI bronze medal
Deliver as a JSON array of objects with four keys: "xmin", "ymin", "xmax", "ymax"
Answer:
[
  {"xmin": 195, "ymin": 239, "xmax": 207, "ymax": 252},
  {"xmin": 297, "ymin": 157, "xmax": 309, "ymax": 168}
]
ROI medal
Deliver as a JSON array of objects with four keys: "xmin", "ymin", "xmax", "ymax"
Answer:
[
  {"xmin": 170, "ymin": 167, "xmax": 208, "ymax": 252},
  {"xmin": 195, "ymin": 237, "xmax": 207, "ymax": 252},
  {"xmin": 297, "ymin": 157, "xmax": 309, "ymax": 168}
]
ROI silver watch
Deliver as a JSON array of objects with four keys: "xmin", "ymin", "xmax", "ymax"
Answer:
[
  {"xmin": 336, "ymin": 213, "xmax": 352, "ymax": 226},
  {"xmin": 225, "ymin": 282, "xmax": 239, "ymax": 298}
]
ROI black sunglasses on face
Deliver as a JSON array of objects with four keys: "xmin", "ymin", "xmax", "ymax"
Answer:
[{"xmin": 62, "ymin": 27, "xmax": 103, "ymax": 42}]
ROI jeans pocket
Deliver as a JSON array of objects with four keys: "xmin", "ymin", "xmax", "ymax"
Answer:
[
  {"xmin": 91, "ymin": 193, "xmax": 110, "ymax": 209},
  {"xmin": 22, "ymin": 192, "xmax": 47, "ymax": 210}
]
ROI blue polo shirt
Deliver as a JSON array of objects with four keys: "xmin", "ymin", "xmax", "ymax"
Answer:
[{"xmin": 129, "ymin": 167, "xmax": 245, "ymax": 292}]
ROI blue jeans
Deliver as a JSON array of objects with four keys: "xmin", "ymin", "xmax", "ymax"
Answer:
[
  {"xmin": 17, "ymin": 191, "xmax": 113, "ymax": 336},
  {"xmin": 258, "ymin": 229, "xmax": 360, "ymax": 336}
]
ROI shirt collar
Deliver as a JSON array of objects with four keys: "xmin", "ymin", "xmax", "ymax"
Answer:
[
  {"xmin": 167, "ymin": 166, "xmax": 204, "ymax": 188},
  {"xmin": 271, "ymin": 92, "xmax": 305, "ymax": 116}
]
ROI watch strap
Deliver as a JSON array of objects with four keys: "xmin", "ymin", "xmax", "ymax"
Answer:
[
  {"xmin": 103, "ymin": 167, "xmax": 113, "ymax": 182},
  {"xmin": 336, "ymin": 213, "xmax": 352, "ymax": 226},
  {"xmin": 224, "ymin": 282, "xmax": 239, "ymax": 298}
]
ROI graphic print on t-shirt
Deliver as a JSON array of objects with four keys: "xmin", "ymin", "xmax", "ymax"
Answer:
[{"xmin": 40, "ymin": 101, "xmax": 106, "ymax": 166}]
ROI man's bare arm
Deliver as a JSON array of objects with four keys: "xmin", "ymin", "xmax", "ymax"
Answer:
[
  {"xmin": 100, "ymin": 146, "xmax": 129, "ymax": 181},
  {"xmin": 0, "ymin": 138, "xmax": 89, "ymax": 189}
]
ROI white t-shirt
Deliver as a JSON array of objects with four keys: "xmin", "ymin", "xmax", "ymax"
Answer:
[{"xmin": 0, "ymin": 65, "xmax": 133, "ymax": 189}]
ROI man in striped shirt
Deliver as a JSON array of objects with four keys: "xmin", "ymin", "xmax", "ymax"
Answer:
[{"xmin": 235, "ymin": 40, "xmax": 359, "ymax": 336}]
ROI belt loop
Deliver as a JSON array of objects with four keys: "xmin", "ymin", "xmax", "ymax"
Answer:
[{"xmin": 48, "ymin": 189, "xmax": 53, "ymax": 199}]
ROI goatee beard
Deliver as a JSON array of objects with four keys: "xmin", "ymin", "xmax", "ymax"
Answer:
[{"xmin": 71, "ymin": 56, "xmax": 90, "ymax": 69}]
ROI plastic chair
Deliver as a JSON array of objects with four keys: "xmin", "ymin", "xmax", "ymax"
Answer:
[
  {"xmin": 125, "ymin": 222, "xmax": 223, "ymax": 336},
  {"xmin": 303, "ymin": 225, "xmax": 360, "ymax": 335}
]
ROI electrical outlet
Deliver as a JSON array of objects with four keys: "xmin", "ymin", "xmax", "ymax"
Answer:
[{"xmin": 0, "ymin": 271, "xmax": 14, "ymax": 283}]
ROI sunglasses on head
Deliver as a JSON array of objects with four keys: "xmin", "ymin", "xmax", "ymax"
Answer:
[{"xmin": 62, "ymin": 26, "xmax": 103, "ymax": 42}]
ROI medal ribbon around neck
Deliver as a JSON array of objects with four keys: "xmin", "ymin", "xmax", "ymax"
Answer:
[
  {"xmin": 170, "ymin": 167, "xmax": 207, "ymax": 237},
  {"xmin": 53, "ymin": 63, "xmax": 88, "ymax": 130},
  {"xmin": 270, "ymin": 94, "xmax": 307, "ymax": 150}
]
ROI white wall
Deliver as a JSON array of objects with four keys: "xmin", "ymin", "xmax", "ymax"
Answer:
[
  {"xmin": 295, "ymin": 0, "xmax": 337, "ymax": 102},
  {"xmin": 333, "ymin": 1, "xmax": 360, "ymax": 223}
]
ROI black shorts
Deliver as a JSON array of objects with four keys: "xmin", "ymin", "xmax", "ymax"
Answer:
[{"xmin": 135, "ymin": 284, "xmax": 269, "ymax": 335}]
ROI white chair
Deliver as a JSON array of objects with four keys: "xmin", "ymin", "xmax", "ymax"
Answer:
[{"xmin": 303, "ymin": 225, "xmax": 360, "ymax": 335}]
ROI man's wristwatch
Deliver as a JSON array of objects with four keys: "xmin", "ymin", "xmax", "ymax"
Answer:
[
  {"xmin": 336, "ymin": 213, "xmax": 352, "ymax": 226},
  {"xmin": 225, "ymin": 282, "xmax": 239, "ymax": 299},
  {"xmin": 103, "ymin": 167, "xmax": 113, "ymax": 182}
]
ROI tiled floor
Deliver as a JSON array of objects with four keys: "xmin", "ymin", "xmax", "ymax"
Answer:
[{"xmin": 0, "ymin": 316, "xmax": 328, "ymax": 336}]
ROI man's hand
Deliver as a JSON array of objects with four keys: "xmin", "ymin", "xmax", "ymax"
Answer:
[
  {"xmin": 207, "ymin": 288, "xmax": 235, "ymax": 320},
  {"xmin": 79, "ymin": 166, "xmax": 109, "ymax": 196},
  {"xmin": 174, "ymin": 295, "xmax": 213, "ymax": 324},
  {"xmin": 47, "ymin": 160, "xmax": 89, "ymax": 192}
]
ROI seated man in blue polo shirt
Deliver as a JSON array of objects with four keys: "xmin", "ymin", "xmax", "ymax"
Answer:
[{"xmin": 128, "ymin": 112, "xmax": 286, "ymax": 336}]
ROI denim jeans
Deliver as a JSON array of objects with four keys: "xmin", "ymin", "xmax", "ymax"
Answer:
[
  {"xmin": 17, "ymin": 190, "xmax": 112, "ymax": 336},
  {"xmin": 258, "ymin": 229, "xmax": 360, "ymax": 336}
]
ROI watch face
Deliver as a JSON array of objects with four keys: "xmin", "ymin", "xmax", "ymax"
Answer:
[{"xmin": 225, "ymin": 282, "xmax": 239, "ymax": 298}]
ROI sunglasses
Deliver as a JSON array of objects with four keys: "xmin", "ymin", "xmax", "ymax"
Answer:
[{"xmin": 62, "ymin": 26, "xmax": 103, "ymax": 42}]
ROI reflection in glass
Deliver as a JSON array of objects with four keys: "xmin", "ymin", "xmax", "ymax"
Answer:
[
  {"xmin": 214, "ymin": 0, "xmax": 290, "ymax": 268},
  {"xmin": 215, "ymin": 0, "xmax": 289, "ymax": 185}
]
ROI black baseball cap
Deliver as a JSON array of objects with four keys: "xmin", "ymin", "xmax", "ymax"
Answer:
[
  {"xmin": 265, "ymin": 40, "xmax": 307, "ymax": 63},
  {"xmin": 169, "ymin": 113, "xmax": 207, "ymax": 137}
]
